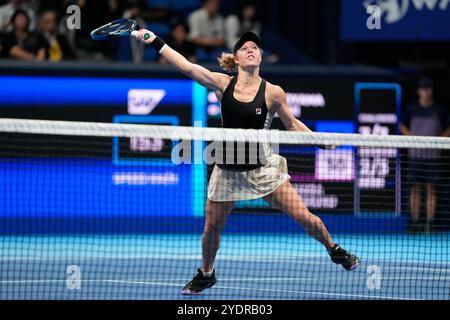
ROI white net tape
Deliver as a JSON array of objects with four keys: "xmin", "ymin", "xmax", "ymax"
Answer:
[{"xmin": 0, "ymin": 118, "xmax": 449, "ymax": 149}]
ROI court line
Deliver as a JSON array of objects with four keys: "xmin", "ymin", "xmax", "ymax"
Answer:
[
  {"xmin": 212, "ymin": 285, "xmax": 424, "ymax": 300},
  {"xmin": 1, "ymin": 264, "xmax": 449, "ymax": 276},
  {"xmin": 103, "ymin": 279, "xmax": 425, "ymax": 300},
  {"xmin": 2, "ymin": 254, "xmax": 449, "ymax": 266},
  {"xmin": 2, "ymin": 256, "xmax": 449, "ymax": 274},
  {"xmin": 2, "ymin": 275, "xmax": 449, "ymax": 284},
  {"xmin": 0, "ymin": 279, "xmax": 443, "ymax": 300}
]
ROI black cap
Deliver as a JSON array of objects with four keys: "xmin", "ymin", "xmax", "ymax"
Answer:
[
  {"xmin": 418, "ymin": 77, "xmax": 433, "ymax": 89},
  {"xmin": 233, "ymin": 32, "xmax": 261, "ymax": 53}
]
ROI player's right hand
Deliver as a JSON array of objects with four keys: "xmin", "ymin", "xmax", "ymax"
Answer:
[{"xmin": 131, "ymin": 29, "xmax": 156, "ymax": 44}]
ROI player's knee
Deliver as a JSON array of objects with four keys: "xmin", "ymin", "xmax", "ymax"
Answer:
[
  {"xmin": 204, "ymin": 219, "xmax": 225, "ymax": 235},
  {"xmin": 292, "ymin": 210, "xmax": 307, "ymax": 223},
  {"xmin": 298, "ymin": 210, "xmax": 318, "ymax": 227}
]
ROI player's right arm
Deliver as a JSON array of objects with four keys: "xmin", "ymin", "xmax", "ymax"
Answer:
[{"xmin": 134, "ymin": 29, "xmax": 230, "ymax": 92}]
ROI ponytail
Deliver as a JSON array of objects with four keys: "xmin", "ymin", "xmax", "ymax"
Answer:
[{"xmin": 217, "ymin": 52, "xmax": 237, "ymax": 72}]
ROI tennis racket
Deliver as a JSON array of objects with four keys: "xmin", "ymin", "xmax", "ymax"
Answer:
[{"xmin": 90, "ymin": 18, "xmax": 152, "ymax": 41}]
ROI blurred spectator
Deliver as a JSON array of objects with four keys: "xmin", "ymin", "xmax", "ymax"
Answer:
[
  {"xmin": 0, "ymin": 8, "xmax": 45, "ymax": 60},
  {"xmin": 224, "ymin": 1, "xmax": 278, "ymax": 63},
  {"xmin": 400, "ymin": 78, "xmax": 450, "ymax": 233},
  {"xmin": 123, "ymin": 1, "xmax": 149, "ymax": 25},
  {"xmin": 159, "ymin": 20, "xmax": 196, "ymax": 64},
  {"xmin": 225, "ymin": 1, "xmax": 260, "ymax": 51},
  {"xmin": 40, "ymin": 10, "xmax": 75, "ymax": 61},
  {"xmin": 0, "ymin": 0, "xmax": 36, "ymax": 32},
  {"xmin": 78, "ymin": 0, "xmax": 124, "ymax": 31},
  {"xmin": 38, "ymin": 0, "xmax": 70, "ymax": 15},
  {"xmin": 109, "ymin": 0, "xmax": 129, "ymax": 20},
  {"xmin": 74, "ymin": 0, "xmax": 127, "ymax": 59},
  {"xmin": 140, "ymin": 0, "xmax": 170, "ymax": 22},
  {"xmin": 187, "ymin": 0, "xmax": 226, "ymax": 61}
]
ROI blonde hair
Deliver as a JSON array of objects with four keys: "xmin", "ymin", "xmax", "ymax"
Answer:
[{"xmin": 218, "ymin": 52, "xmax": 237, "ymax": 72}]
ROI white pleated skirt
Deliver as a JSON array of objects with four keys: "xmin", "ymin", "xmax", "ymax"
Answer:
[{"xmin": 207, "ymin": 154, "xmax": 291, "ymax": 202}]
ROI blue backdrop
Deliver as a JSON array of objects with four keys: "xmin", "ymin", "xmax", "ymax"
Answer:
[
  {"xmin": 0, "ymin": 159, "xmax": 193, "ymax": 217},
  {"xmin": 341, "ymin": 0, "xmax": 450, "ymax": 41},
  {"xmin": 0, "ymin": 76, "xmax": 208, "ymax": 218}
]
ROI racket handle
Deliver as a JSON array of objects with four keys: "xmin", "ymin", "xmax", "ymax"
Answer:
[{"xmin": 131, "ymin": 30, "xmax": 139, "ymax": 37}]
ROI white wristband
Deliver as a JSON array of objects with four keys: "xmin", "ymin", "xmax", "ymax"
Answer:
[{"xmin": 159, "ymin": 44, "xmax": 167, "ymax": 54}]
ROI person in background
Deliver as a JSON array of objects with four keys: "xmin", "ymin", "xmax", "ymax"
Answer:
[
  {"xmin": 74, "ymin": 0, "xmax": 124, "ymax": 58},
  {"xmin": 0, "ymin": 9, "xmax": 45, "ymax": 60},
  {"xmin": 114, "ymin": 0, "xmax": 136, "ymax": 20},
  {"xmin": 187, "ymin": 0, "xmax": 226, "ymax": 61},
  {"xmin": 140, "ymin": 0, "xmax": 170, "ymax": 22},
  {"xmin": 225, "ymin": 1, "xmax": 260, "ymax": 51},
  {"xmin": 40, "ymin": 10, "xmax": 75, "ymax": 61},
  {"xmin": 112, "ymin": 0, "xmax": 126, "ymax": 18},
  {"xmin": 0, "ymin": 0, "xmax": 36, "ymax": 32},
  {"xmin": 159, "ymin": 20, "xmax": 197, "ymax": 64},
  {"xmin": 225, "ymin": 1, "xmax": 278, "ymax": 64},
  {"xmin": 38, "ymin": 0, "xmax": 70, "ymax": 15},
  {"xmin": 400, "ymin": 78, "xmax": 450, "ymax": 233}
]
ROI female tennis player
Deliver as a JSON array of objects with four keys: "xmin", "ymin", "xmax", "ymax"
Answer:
[{"xmin": 134, "ymin": 30, "xmax": 360, "ymax": 295}]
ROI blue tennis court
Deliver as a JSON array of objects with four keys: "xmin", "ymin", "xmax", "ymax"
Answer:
[
  {"xmin": 1, "ymin": 232, "xmax": 448, "ymax": 300},
  {"xmin": 1, "ymin": 124, "xmax": 449, "ymax": 300}
]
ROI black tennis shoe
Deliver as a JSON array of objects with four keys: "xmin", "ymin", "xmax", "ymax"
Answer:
[
  {"xmin": 181, "ymin": 268, "xmax": 217, "ymax": 295},
  {"xmin": 328, "ymin": 244, "xmax": 360, "ymax": 271}
]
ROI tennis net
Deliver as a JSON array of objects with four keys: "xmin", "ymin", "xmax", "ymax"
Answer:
[{"xmin": 0, "ymin": 118, "xmax": 449, "ymax": 300}]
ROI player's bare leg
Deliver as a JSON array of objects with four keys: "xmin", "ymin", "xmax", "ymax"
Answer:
[
  {"xmin": 264, "ymin": 181, "xmax": 360, "ymax": 271},
  {"xmin": 181, "ymin": 200, "xmax": 234, "ymax": 294},
  {"xmin": 425, "ymin": 183, "xmax": 436, "ymax": 232}
]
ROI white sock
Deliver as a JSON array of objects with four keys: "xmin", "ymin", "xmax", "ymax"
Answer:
[{"xmin": 202, "ymin": 267, "xmax": 214, "ymax": 277}]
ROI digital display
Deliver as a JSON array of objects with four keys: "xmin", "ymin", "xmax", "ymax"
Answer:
[
  {"xmin": 0, "ymin": 76, "xmax": 194, "ymax": 125},
  {"xmin": 0, "ymin": 158, "xmax": 193, "ymax": 217},
  {"xmin": 0, "ymin": 75, "xmax": 208, "ymax": 218},
  {"xmin": 355, "ymin": 83, "xmax": 401, "ymax": 216}
]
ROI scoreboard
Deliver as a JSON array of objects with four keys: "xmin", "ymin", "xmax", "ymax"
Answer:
[{"xmin": 355, "ymin": 83, "xmax": 401, "ymax": 216}]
